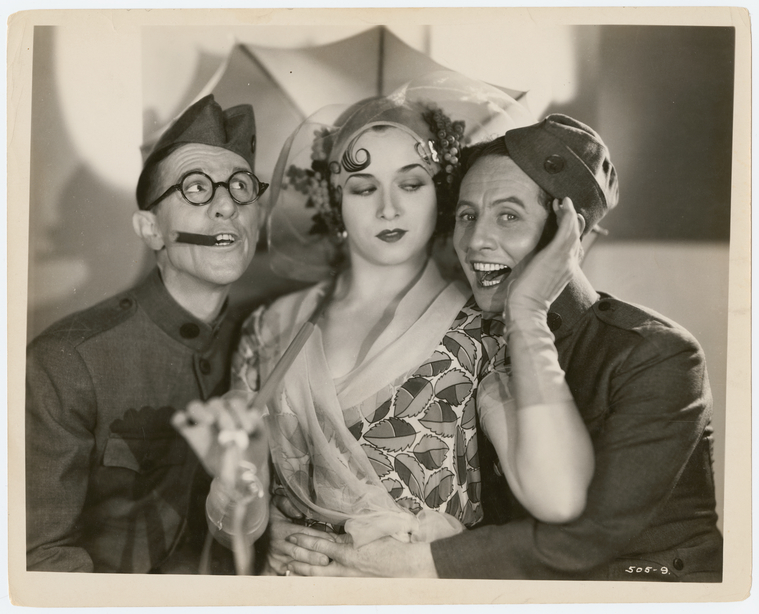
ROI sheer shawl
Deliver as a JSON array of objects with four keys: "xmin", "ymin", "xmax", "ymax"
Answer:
[{"xmin": 259, "ymin": 261, "xmax": 470, "ymax": 546}]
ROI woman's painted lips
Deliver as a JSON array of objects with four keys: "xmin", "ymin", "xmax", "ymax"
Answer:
[
  {"xmin": 376, "ymin": 229, "xmax": 407, "ymax": 243},
  {"xmin": 472, "ymin": 262, "xmax": 512, "ymax": 288}
]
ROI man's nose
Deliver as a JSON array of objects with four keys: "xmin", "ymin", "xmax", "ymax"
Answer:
[
  {"xmin": 207, "ymin": 185, "xmax": 239, "ymax": 219},
  {"xmin": 468, "ymin": 217, "xmax": 497, "ymax": 251}
]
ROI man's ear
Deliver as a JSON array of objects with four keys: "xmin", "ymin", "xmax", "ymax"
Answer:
[{"xmin": 132, "ymin": 210, "xmax": 165, "ymax": 251}]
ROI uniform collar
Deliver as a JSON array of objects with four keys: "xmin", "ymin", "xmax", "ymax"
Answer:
[
  {"xmin": 132, "ymin": 268, "xmax": 227, "ymax": 353},
  {"xmin": 547, "ymin": 270, "xmax": 599, "ymax": 342}
]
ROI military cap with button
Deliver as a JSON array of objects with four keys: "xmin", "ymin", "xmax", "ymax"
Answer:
[
  {"xmin": 503, "ymin": 113, "xmax": 619, "ymax": 235},
  {"xmin": 136, "ymin": 94, "xmax": 257, "ymax": 210}
]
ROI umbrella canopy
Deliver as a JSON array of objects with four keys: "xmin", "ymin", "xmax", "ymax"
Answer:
[
  {"xmin": 143, "ymin": 26, "xmax": 527, "ymax": 190},
  {"xmin": 139, "ymin": 26, "xmax": 532, "ymax": 311}
]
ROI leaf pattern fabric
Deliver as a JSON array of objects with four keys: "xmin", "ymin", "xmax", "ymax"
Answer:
[
  {"xmin": 349, "ymin": 298, "xmax": 508, "ymax": 527},
  {"xmin": 233, "ymin": 289, "xmax": 509, "ymax": 532}
]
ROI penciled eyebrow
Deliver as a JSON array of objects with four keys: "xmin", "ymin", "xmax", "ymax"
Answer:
[
  {"xmin": 346, "ymin": 163, "xmax": 430, "ymax": 182},
  {"xmin": 398, "ymin": 163, "xmax": 429, "ymax": 174},
  {"xmin": 345, "ymin": 173, "xmax": 374, "ymax": 182}
]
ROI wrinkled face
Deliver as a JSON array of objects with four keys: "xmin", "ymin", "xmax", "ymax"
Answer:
[
  {"xmin": 149, "ymin": 143, "xmax": 262, "ymax": 288},
  {"xmin": 338, "ymin": 128, "xmax": 438, "ymax": 269},
  {"xmin": 454, "ymin": 155, "xmax": 549, "ymax": 314}
]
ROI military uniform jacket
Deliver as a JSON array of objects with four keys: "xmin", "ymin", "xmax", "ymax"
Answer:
[
  {"xmin": 431, "ymin": 274, "xmax": 723, "ymax": 581},
  {"xmin": 26, "ymin": 268, "xmax": 238, "ymax": 573}
]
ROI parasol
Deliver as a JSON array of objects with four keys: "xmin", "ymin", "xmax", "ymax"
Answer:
[{"xmin": 143, "ymin": 26, "xmax": 527, "ymax": 191}]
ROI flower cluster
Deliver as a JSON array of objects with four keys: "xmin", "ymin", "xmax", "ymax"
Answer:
[
  {"xmin": 423, "ymin": 104, "xmax": 466, "ymax": 186},
  {"xmin": 284, "ymin": 127, "xmax": 346, "ymax": 240}
]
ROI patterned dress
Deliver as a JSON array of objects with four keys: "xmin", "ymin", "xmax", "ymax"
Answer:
[{"xmin": 231, "ymin": 263, "xmax": 509, "ymax": 538}]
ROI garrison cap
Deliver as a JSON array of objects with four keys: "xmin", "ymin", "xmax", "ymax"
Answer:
[
  {"xmin": 503, "ymin": 113, "xmax": 618, "ymax": 233},
  {"xmin": 136, "ymin": 95, "xmax": 257, "ymax": 210}
]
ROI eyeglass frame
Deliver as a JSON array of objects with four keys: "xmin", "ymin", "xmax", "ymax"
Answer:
[{"xmin": 145, "ymin": 170, "xmax": 270, "ymax": 211}]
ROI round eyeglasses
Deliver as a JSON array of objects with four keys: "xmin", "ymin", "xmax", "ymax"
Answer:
[{"xmin": 146, "ymin": 170, "xmax": 269, "ymax": 210}]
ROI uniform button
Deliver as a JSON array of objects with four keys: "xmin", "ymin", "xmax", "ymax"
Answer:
[
  {"xmin": 119, "ymin": 298, "xmax": 133, "ymax": 309},
  {"xmin": 544, "ymin": 154, "xmax": 565, "ymax": 174},
  {"xmin": 672, "ymin": 558, "xmax": 684, "ymax": 571},
  {"xmin": 199, "ymin": 359, "xmax": 211, "ymax": 374},
  {"xmin": 180, "ymin": 323, "xmax": 200, "ymax": 339},
  {"xmin": 547, "ymin": 312, "xmax": 563, "ymax": 331},
  {"xmin": 598, "ymin": 300, "xmax": 611, "ymax": 312}
]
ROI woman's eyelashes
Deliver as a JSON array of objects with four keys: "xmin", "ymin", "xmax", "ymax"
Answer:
[
  {"xmin": 346, "ymin": 177, "xmax": 428, "ymax": 196},
  {"xmin": 347, "ymin": 181, "xmax": 377, "ymax": 196},
  {"xmin": 399, "ymin": 181, "xmax": 424, "ymax": 192}
]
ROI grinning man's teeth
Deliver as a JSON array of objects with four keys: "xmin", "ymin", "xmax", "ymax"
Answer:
[
  {"xmin": 472, "ymin": 262, "xmax": 509, "ymax": 272},
  {"xmin": 472, "ymin": 262, "xmax": 511, "ymax": 287},
  {"xmin": 214, "ymin": 233, "xmax": 236, "ymax": 246}
]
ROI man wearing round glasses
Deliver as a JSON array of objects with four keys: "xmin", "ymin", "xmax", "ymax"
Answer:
[
  {"xmin": 133, "ymin": 102, "xmax": 268, "ymax": 318},
  {"xmin": 26, "ymin": 95, "xmax": 267, "ymax": 573}
]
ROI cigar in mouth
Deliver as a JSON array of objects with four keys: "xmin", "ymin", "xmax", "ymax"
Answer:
[{"xmin": 171, "ymin": 231, "xmax": 218, "ymax": 246}]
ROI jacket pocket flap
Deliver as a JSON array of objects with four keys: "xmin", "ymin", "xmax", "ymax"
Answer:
[{"xmin": 103, "ymin": 435, "xmax": 187, "ymax": 473}]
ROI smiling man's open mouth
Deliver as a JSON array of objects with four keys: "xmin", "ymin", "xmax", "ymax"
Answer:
[{"xmin": 472, "ymin": 262, "xmax": 512, "ymax": 287}]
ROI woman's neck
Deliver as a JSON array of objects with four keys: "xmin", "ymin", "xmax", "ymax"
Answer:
[
  {"xmin": 336, "ymin": 251, "xmax": 430, "ymax": 307},
  {"xmin": 320, "ymin": 252, "xmax": 433, "ymax": 379}
]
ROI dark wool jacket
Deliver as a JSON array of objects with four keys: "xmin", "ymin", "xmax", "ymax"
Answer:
[
  {"xmin": 431, "ymin": 273, "xmax": 723, "ymax": 581},
  {"xmin": 26, "ymin": 268, "xmax": 238, "ymax": 573}
]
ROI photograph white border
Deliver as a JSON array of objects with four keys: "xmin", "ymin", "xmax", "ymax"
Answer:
[{"xmin": 6, "ymin": 6, "xmax": 752, "ymax": 609}]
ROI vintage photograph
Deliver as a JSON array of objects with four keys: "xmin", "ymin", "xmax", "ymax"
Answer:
[{"xmin": 7, "ymin": 7, "xmax": 752, "ymax": 608}]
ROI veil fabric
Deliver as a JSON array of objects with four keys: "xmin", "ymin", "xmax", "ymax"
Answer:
[
  {"xmin": 258, "ymin": 262, "xmax": 472, "ymax": 546},
  {"xmin": 268, "ymin": 71, "xmax": 535, "ymax": 283}
]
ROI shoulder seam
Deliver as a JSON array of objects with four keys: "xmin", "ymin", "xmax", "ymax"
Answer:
[{"xmin": 33, "ymin": 294, "xmax": 137, "ymax": 348}]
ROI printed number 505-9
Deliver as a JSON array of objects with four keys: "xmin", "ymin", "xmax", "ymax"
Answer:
[{"xmin": 625, "ymin": 565, "xmax": 669, "ymax": 575}]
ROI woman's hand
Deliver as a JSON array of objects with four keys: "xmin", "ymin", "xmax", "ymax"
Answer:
[
  {"xmin": 282, "ymin": 533, "xmax": 437, "ymax": 578},
  {"xmin": 265, "ymin": 503, "xmax": 333, "ymax": 575},
  {"xmin": 172, "ymin": 390, "xmax": 265, "ymax": 489},
  {"xmin": 505, "ymin": 197, "xmax": 584, "ymax": 319}
]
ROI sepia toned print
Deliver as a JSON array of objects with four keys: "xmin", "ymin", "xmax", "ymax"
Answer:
[{"xmin": 7, "ymin": 6, "xmax": 751, "ymax": 608}]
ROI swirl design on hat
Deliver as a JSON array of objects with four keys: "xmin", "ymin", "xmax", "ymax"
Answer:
[{"xmin": 341, "ymin": 134, "xmax": 371, "ymax": 173}]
